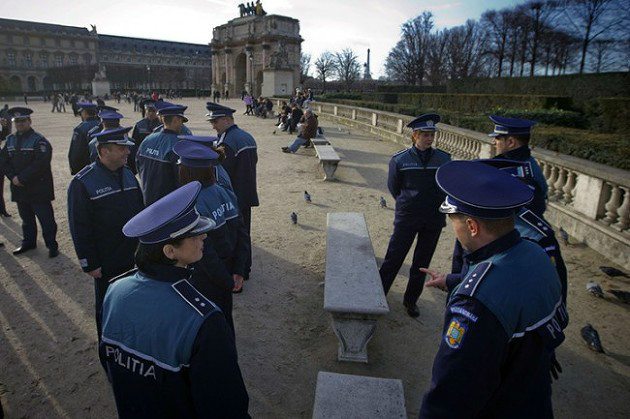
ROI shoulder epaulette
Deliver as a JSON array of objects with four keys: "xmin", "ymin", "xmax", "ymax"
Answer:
[
  {"xmin": 392, "ymin": 148, "xmax": 409, "ymax": 157},
  {"xmin": 519, "ymin": 209, "xmax": 551, "ymax": 238},
  {"xmin": 108, "ymin": 268, "xmax": 138, "ymax": 284},
  {"xmin": 75, "ymin": 163, "xmax": 95, "ymax": 179},
  {"xmin": 456, "ymin": 261, "xmax": 492, "ymax": 297},
  {"xmin": 172, "ymin": 279, "xmax": 220, "ymax": 317}
]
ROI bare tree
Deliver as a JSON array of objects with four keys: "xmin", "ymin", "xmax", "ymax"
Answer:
[
  {"xmin": 300, "ymin": 52, "xmax": 311, "ymax": 83},
  {"xmin": 482, "ymin": 8, "xmax": 514, "ymax": 77},
  {"xmin": 385, "ymin": 11, "xmax": 435, "ymax": 85},
  {"xmin": 314, "ymin": 52, "xmax": 335, "ymax": 92},
  {"xmin": 520, "ymin": 1, "xmax": 559, "ymax": 76},
  {"xmin": 425, "ymin": 30, "xmax": 450, "ymax": 85},
  {"xmin": 445, "ymin": 20, "xmax": 489, "ymax": 79},
  {"xmin": 333, "ymin": 48, "xmax": 361, "ymax": 90},
  {"xmin": 560, "ymin": 0, "xmax": 620, "ymax": 74}
]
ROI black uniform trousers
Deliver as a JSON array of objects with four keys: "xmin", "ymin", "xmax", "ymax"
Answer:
[
  {"xmin": 241, "ymin": 206, "xmax": 252, "ymax": 279},
  {"xmin": 380, "ymin": 219, "xmax": 442, "ymax": 305},
  {"xmin": 0, "ymin": 176, "xmax": 7, "ymax": 214},
  {"xmin": 16, "ymin": 201, "xmax": 57, "ymax": 250}
]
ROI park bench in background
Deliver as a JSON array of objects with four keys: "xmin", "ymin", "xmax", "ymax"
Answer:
[
  {"xmin": 324, "ymin": 212, "xmax": 389, "ymax": 363},
  {"xmin": 312, "ymin": 371, "xmax": 406, "ymax": 419},
  {"xmin": 314, "ymin": 144, "xmax": 341, "ymax": 181}
]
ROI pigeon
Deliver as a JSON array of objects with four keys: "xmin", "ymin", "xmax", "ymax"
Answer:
[
  {"xmin": 608, "ymin": 289, "xmax": 630, "ymax": 304},
  {"xmin": 304, "ymin": 190, "xmax": 311, "ymax": 203},
  {"xmin": 559, "ymin": 227, "xmax": 569, "ymax": 246},
  {"xmin": 599, "ymin": 266, "xmax": 630, "ymax": 278},
  {"xmin": 580, "ymin": 324, "xmax": 605, "ymax": 353},
  {"xmin": 380, "ymin": 196, "xmax": 387, "ymax": 208},
  {"xmin": 290, "ymin": 212, "xmax": 298, "ymax": 225},
  {"xmin": 586, "ymin": 281, "xmax": 604, "ymax": 298}
]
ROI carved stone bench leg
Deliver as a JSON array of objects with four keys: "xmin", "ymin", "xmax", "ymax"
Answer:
[
  {"xmin": 330, "ymin": 314, "xmax": 377, "ymax": 363},
  {"xmin": 321, "ymin": 161, "xmax": 339, "ymax": 181}
]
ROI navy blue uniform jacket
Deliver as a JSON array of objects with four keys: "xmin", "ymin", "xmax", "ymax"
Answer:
[
  {"xmin": 68, "ymin": 116, "xmax": 100, "ymax": 175},
  {"xmin": 421, "ymin": 231, "xmax": 567, "ymax": 418},
  {"xmin": 136, "ymin": 128, "xmax": 179, "ymax": 205},
  {"xmin": 217, "ymin": 125, "xmax": 259, "ymax": 208},
  {"xmin": 0, "ymin": 128, "xmax": 54, "ymax": 203},
  {"xmin": 100, "ymin": 265, "xmax": 250, "ymax": 418},
  {"xmin": 388, "ymin": 146, "xmax": 450, "ymax": 225},
  {"xmin": 129, "ymin": 117, "xmax": 162, "ymax": 174},
  {"xmin": 67, "ymin": 160, "xmax": 144, "ymax": 278}
]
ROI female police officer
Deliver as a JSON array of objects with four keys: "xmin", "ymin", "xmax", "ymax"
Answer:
[
  {"xmin": 100, "ymin": 181, "xmax": 251, "ymax": 418},
  {"xmin": 173, "ymin": 139, "xmax": 249, "ymax": 332}
]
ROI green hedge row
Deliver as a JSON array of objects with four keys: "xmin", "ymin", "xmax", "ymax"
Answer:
[{"xmin": 319, "ymin": 98, "xmax": 630, "ymax": 170}]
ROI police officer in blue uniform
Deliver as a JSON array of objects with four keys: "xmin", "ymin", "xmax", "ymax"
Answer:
[
  {"xmin": 100, "ymin": 181, "xmax": 251, "ymax": 418},
  {"xmin": 177, "ymin": 135, "xmax": 234, "ymax": 191},
  {"xmin": 129, "ymin": 100, "xmax": 161, "ymax": 174},
  {"xmin": 419, "ymin": 160, "xmax": 567, "ymax": 418},
  {"xmin": 87, "ymin": 110, "xmax": 124, "ymax": 163},
  {"xmin": 207, "ymin": 102, "xmax": 259, "ymax": 280},
  {"xmin": 174, "ymin": 141, "xmax": 249, "ymax": 331},
  {"xmin": 0, "ymin": 107, "xmax": 59, "ymax": 257},
  {"xmin": 152, "ymin": 100, "xmax": 193, "ymax": 136},
  {"xmin": 136, "ymin": 105, "xmax": 189, "ymax": 205},
  {"xmin": 68, "ymin": 127, "xmax": 144, "ymax": 340},
  {"xmin": 379, "ymin": 113, "xmax": 451, "ymax": 317},
  {"xmin": 68, "ymin": 102, "xmax": 100, "ymax": 175},
  {"xmin": 490, "ymin": 115, "xmax": 548, "ymax": 216}
]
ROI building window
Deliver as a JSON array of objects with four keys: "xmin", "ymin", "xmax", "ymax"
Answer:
[
  {"xmin": 7, "ymin": 51, "xmax": 16, "ymax": 66},
  {"xmin": 83, "ymin": 53, "xmax": 92, "ymax": 64},
  {"xmin": 24, "ymin": 52, "xmax": 33, "ymax": 67},
  {"xmin": 40, "ymin": 53, "xmax": 48, "ymax": 67},
  {"xmin": 55, "ymin": 54, "xmax": 63, "ymax": 67},
  {"xmin": 127, "ymin": 57, "xmax": 131, "ymax": 62},
  {"xmin": 55, "ymin": 38, "xmax": 60, "ymax": 47},
  {"xmin": 69, "ymin": 55, "xmax": 77, "ymax": 65}
]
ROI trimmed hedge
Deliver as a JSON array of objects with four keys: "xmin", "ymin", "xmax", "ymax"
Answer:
[
  {"xmin": 394, "ymin": 93, "xmax": 573, "ymax": 112},
  {"xmin": 583, "ymin": 97, "xmax": 630, "ymax": 133}
]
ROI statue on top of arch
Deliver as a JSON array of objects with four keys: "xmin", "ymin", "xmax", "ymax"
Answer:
[{"xmin": 239, "ymin": 1, "xmax": 266, "ymax": 17}]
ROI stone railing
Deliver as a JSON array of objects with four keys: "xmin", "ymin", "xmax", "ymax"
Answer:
[{"xmin": 275, "ymin": 99, "xmax": 630, "ymax": 269}]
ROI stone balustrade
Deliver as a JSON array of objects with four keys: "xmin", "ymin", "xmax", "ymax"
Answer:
[{"xmin": 275, "ymin": 98, "xmax": 630, "ymax": 269}]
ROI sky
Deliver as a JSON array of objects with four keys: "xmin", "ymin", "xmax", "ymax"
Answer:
[{"xmin": 3, "ymin": 0, "xmax": 521, "ymax": 78}]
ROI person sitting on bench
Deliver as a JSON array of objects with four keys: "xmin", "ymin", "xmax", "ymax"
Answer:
[{"xmin": 282, "ymin": 109, "xmax": 318, "ymax": 153}]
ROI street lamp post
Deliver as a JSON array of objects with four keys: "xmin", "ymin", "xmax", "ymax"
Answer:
[
  {"xmin": 146, "ymin": 65, "xmax": 151, "ymax": 91},
  {"xmin": 248, "ymin": 53, "xmax": 254, "ymax": 96}
]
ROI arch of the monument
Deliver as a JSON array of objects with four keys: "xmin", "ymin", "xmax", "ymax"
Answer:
[
  {"xmin": 9, "ymin": 75, "xmax": 22, "ymax": 92},
  {"xmin": 27, "ymin": 76, "xmax": 37, "ymax": 92},
  {"xmin": 234, "ymin": 52, "xmax": 247, "ymax": 94}
]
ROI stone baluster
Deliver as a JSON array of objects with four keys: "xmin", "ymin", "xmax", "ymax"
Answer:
[
  {"xmin": 541, "ymin": 161, "xmax": 551, "ymax": 184},
  {"xmin": 562, "ymin": 170, "xmax": 577, "ymax": 205},
  {"xmin": 602, "ymin": 183, "xmax": 622, "ymax": 225},
  {"xmin": 613, "ymin": 186, "xmax": 630, "ymax": 232},
  {"xmin": 547, "ymin": 165, "xmax": 559, "ymax": 200},
  {"xmin": 554, "ymin": 168, "xmax": 567, "ymax": 200}
]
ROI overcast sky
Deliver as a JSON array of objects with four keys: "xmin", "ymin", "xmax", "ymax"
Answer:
[{"xmin": 4, "ymin": 0, "xmax": 520, "ymax": 78}]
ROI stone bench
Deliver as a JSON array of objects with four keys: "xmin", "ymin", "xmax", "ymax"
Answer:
[
  {"xmin": 314, "ymin": 144, "xmax": 341, "ymax": 181},
  {"xmin": 325, "ymin": 213, "xmax": 389, "ymax": 363},
  {"xmin": 311, "ymin": 136, "xmax": 330, "ymax": 146},
  {"xmin": 313, "ymin": 372, "xmax": 406, "ymax": 419}
]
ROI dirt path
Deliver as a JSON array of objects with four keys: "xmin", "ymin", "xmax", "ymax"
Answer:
[{"xmin": 0, "ymin": 98, "xmax": 629, "ymax": 418}]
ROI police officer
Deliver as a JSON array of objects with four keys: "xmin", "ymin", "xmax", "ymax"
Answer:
[
  {"xmin": 152, "ymin": 100, "xmax": 193, "ymax": 136},
  {"xmin": 379, "ymin": 113, "xmax": 451, "ymax": 317},
  {"xmin": 0, "ymin": 107, "xmax": 59, "ymax": 257},
  {"xmin": 67, "ymin": 127, "xmax": 144, "ymax": 340},
  {"xmin": 207, "ymin": 102, "xmax": 259, "ymax": 281},
  {"xmin": 419, "ymin": 160, "xmax": 567, "ymax": 418},
  {"xmin": 136, "ymin": 105, "xmax": 188, "ymax": 205},
  {"xmin": 490, "ymin": 115, "xmax": 548, "ymax": 216},
  {"xmin": 87, "ymin": 109, "xmax": 123, "ymax": 163},
  {"xmin": 100, "ymin": 181, "xmax": 251, "ymax": 418},
  {"xmin": 68, "ymin": 102, "xmax": 100, "ymax": 175},
  {"xmin": 129, "ymin": 99, "xmax": 161, "ymax": 174},
  {"xmin": 177, "ymin": 135, "xmax": 234, "ymax": 191},
  {"xmin": 425, "ymin": 159, "xmax": 567, "ymax": 304},
  {"xmin": 174, "ymin": 140, "xmax": 249, "ymax": 331}
]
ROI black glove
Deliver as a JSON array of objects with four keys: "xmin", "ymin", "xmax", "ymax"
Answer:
[{"xmin": 550, "ymin": 353, "xmax": 563, "ymax": 380}]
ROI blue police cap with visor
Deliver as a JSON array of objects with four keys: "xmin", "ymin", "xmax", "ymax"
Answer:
[
  {"xmin": 173, "ymin": 141, "xmax": 220, "ymax": 168},
  {"xmin": 123, "ymin": 181, "xmax": 215, "ymax": 244},
  {"xmin": 76, "ymin": 101, "xmax": 97, "ymax": 112},
  {"xmin": 98, "ymin": 110, "xmax": 124, "ymax": 121},
  {"xmin": 177, "ymin": 135, "xmax": 220, "ymax": 147},
  {"xmin": 436, "ymin": 160, "xmax": 534, "ymax": 219},
  {"xmin": 406, "ymin": 113, "xmax": 440, "ymax": 132},
  {"xmin": 7, "ymin": 107, "xmax": 33, "ymax": 121},
  {"xmin": 154, "ymin": 100, "xmax": 178, "ymax": 110},
  {"xmin": 158, "ymin": 105, "xmax": 188, "ymax": 122},
  {"xmin": 91, "ymin": 126, "xmax": 134, "ymax": 146},
  {"xmin": 98, "ymin": 105, "xmax": 119, "ymax": 113},
  {"xmin": 205, "ymin": 102, "xmax": 236, "ymax": 120},
  {"xmin": 488, "ymin": 115, "xmax": 536, "ymax": 137}
]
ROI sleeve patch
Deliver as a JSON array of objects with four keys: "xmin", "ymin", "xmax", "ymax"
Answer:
[
  {"xmin": 456, "ymin": 261, "xmax": 492, "ymax": 297},
  {"xmin": 172, "ymin": 280, "xmax": 220, "ymax": 317},
  {"xmin": 445, "ymin": 320, "xmax": 467, "ymax": 349}
]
